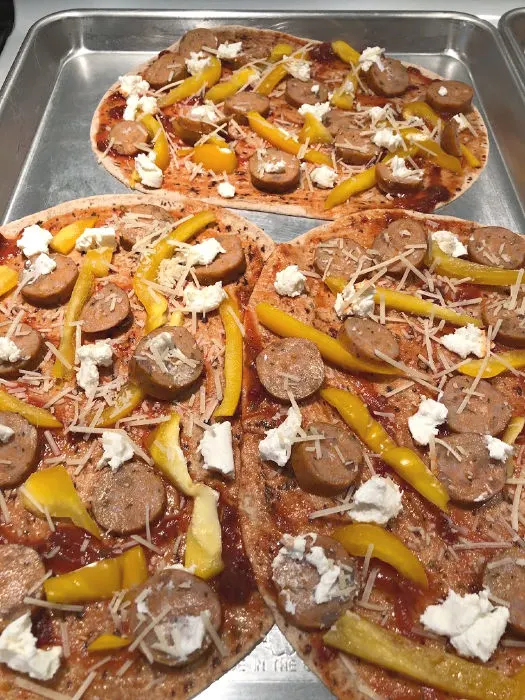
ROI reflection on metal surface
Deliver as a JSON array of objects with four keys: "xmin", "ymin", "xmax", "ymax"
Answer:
[{"xmin": 499, "ymin": 8, "xmax": 525, "ymax": 90}]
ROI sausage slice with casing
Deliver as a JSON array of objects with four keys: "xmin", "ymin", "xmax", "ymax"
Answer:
[
  {"xmin": 291, "ymin": 422, "xmax": 362, "ymax": 496},
  {"xmin": 441, "ymin": 119, "xmax": 462, "ymax": 157},
  {"xmin": 441, "ymin": 376, "xmax": 511, "ymax": 435},
  {"xmin": 313, "ymin": 237, "xmax": 368, "ymax": 278},
  {"xmin": 91, "ymin": 461, "xmax": 167, "ymax": 535},
  {"xmin": 0, "ymin": 412, "xmax": 38, "ymax": 488},
  {"xmin": 178, "ymin": 28, "xmax": 218, "ymax": 58},
  {"xmin": 285, "ymin": 78, "xmax": 329, "ymax": 108},
  {"xmin": 483, "ymin": 549, "xmax": 525, "ymax": 635},
  {"xmin": 224, "ymin": 92, "xmax": 270, "ymax": 124},
  {"xmin": 366, "ymin": 57, "xmax": 409, "ymax": 97},
  {"xmin": 130, "ymin": 326, "xmax": 204, "ymax": 401},
  {"xmin": 109, "ymin": 121, "xmax": 149, "ymax": 157},
  {"xmin": 193, "ymin": 235, "xmax": 246, "ymax": 285},
  {"xmin": 376, "ymin": 160, "xmax": 423, "ymax": 196},
  {"xmin": 482, "ymin": 292, "xmax": 525, "ymax": 347},
  {"xmin": 0, "ymin": 545, "xmax": 46, "ymax": 632},
  {"xmin": 21, "ymin": 254, "xmax": 78, "ymax": 307},
  {"xmin": 256, "ymin": 338, "xmax": 325, "ymax": 402},
  {"xmin": 335, "ymin": 128, "xmax": 380, "ymax": 165},
  {"xmin": 116, "ymin": 204, "xmax": 175, "ymax": 251},
  {"xmin": 426, "ymin": 80, "xmax": 473, "ymax": 115},
  {"xmin": 436, "ymin": 433, "xmax": 506, "ymax": 505},
  {"xmin": 338, "ymin": 317, "xmax": 399, "ymax": 363},
  {"xmin": 129, "ymin": 569, "xmax": 222, "ymax": 667},
  {"xmin": 272, "ymin": 533, "xmax": 359, "ymax": 630},
  {"xmin": 372, "ymin": 218, "xmax": 427, "ymax": 275},
  {"xmin": 249, "ymin": 149, "xmax": 300, "ymax": 194},
  {"xmin": 468, "ymin": 227, "xmax": 525, "ymax": 269},
  {"xmin": 143, "ymin": 52, "xmax": 187, "ymax": 89},
  {"xmin": 0, "ymin": 323, "xmax": 45, "ymax": 378},
  {"xmin": 80, "ymin": 282, "xmax": 132, "ymax": 336},
  {"xmin": 325, "ymin": 109, "xmax": 357, "ymax": 137}
]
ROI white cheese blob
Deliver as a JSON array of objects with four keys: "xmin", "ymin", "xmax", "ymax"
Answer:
[
  {"xmin": 431, "ymin": 229, "xmax": 468, "ymax": 257},
  {"xmin": 0, "ymin": 612, "xmax": 62, "ymax": 681},
  {"xmin": 274, "ymin": 264, "xmax": 306, "ymax": 297},
  {"xmin": 199, "ymin": 421, "xmax": 235, "ymax": 476},
  {"xmin": 24, "ymin": 253, "xmax": 57, "ymax": 282},
  {"xmin": 334, "ymin": 281, "xmax": 375, "ymax": 319},
  {"xmin": 348, "ymin": 475, "xmax": 403, "ymax": 525},
  {"xmin": 217, "ymin": 181, "xmax": 236, "ymax": 198},
  {"xmin": 438, "ymin": 85, "xmax": 449, "ymax": 96},
  {"xmin": 188, "ymin": 101, "xmax": 219, "ymax": 123},
  {"xmin": 263, "ymin": 159, "xmax": 286, "ymax": 174},
  {"xmin": 185, "ymin": 51, "xmax": 211, "ymax": 75},
  {"xmin": 76, "ymin": 341, "xmax": 113, "ymax": 397},
  {"xmin": 259, "ymin": 407, "xmax": 302, "ymax": 467},
  {"xmin": 98, "ymin": 431, "xmax": 134, "ymax": 471},
  {"xmin": 0, "ymin": 424, "xmax": 14, "ymax": 443},
  {"xmin": 453, "ymin": 113, "xmax": 471, "ymax": 132},
  {"xmin": 0, "ymin": 337, "xmax": 22, "ymax": 364},
  {"xmin": 285, "ymin": 58, "xmax": 311, "ymax": 81},
  {"xmin": 359, "ymin": 46, "xmax": 385, "ymax": 72},
  {"xmin": 17, "ymin": 225, "xmax": 53, "ymax": 257},
  {"xmin": 153, "ymin": 615, "xmax": 206, "ymax": 662},
  {"xmin": 298, "ymin": 102, "xmax": 331, "ymax": 121},
  {"xmin": 368, "ymin": 104, "xmax": 393, "ymax": 126},
  {"xmin": 485, "ymin": 435, "xmax": 514, "ymax": 462},
  {"xmin": 123, "ymin": 93, "xmax": 158, "ymax": 121},
  {"xmin": 75, "ymin": 226, "xmax": 117, "ymax": 252},
  {"xmin": 157, "ymin": 258, "xmax": 186, "ymax": 288},
  {"xmin": 408, "ymin": 397, "xmax": 448, "ymax": 446},
  {"xmin": 135, "ymin": 151, "xmax": 163, "ymax": 189},
  {"xmin": 119, "ymin": 74, "xmax": 150, "ymax": 97},
  {"xmin": 420, "ymin": 588, "xmax": 509, "ymax": 662},
  {"xmin": 388, "ymin": 156, "xmax": 424, "ymax": 184},
  {"xmin": 185, "ymin": 238, "xmax": 225, "ymax": 266},
  {"xmin": 217, "ymin": 41, "xmax": 243, "ymax": 59},
  {"xmin": 183, "ymin": 282, "xmax": 227, "ymax": 313},
  {"xmin": 310, "ymin": 165, "xmax": 338, "ymax": 189},
  {"xmin": 340, "ymin": 79, "xmax": 355, "ymax": 96},
  {"xmin": 371, "ymin": 127, "xmax": 404, "ymax": 152},
  {"xmin": 440, "ymin": 324, "xmax": 486, "ymax": 359},
  {"xmin": 311, "ymin": 83, "xmax": 320, "ymax": 95}
]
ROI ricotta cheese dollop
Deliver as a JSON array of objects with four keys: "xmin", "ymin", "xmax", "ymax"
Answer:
[
  {"xmin": 216, "ymin": 41, "xmax": 243, "ymax": 60},
  {"xmin": 334, "ymin": 281, "xmax": 375, "ymax": 319},
  {"xmin": 119, "ymin": 74, "xmax": 150, "ymax": 97},
  {"xmin": 297, "ymin": 102, "xmax": 331, "ymax": 121},
  {"xmin": 431, "ymin": 229, "xmax": 468, "ymax": 257},
  {"xmin": 76, "ymin": 341, "xmax": 113, "ymax": 397},
  {"xmin": 0, "ymin": 612, "xmax": 62, "ymax": 681},
  {"xmin": 185, "ymin": 51, "xmax": 211, "ymax": 75},
  {"xmin": 0, "ymin": 337, "xmax": 22, "ymax": 364},
  {"xmin": 408, "ymin": 397, "xmax": 448, "ymax": 446},
  {"xmin": 440, "ymin": 324, "xmax": 486, "ymax": 359},
  {"xmin": 75, "ymin": 226, "xmax": 117, "ymax": 252},
  {"xmin": 217, "ymin": 181, "xmax": 236, "ymax": 199},
  {"xmin": 24, "ymin": 253, "xmax": 57, "ymax": 283},
  {"xmin": 17, "ymin": 225, "xmax": 53, "ymax": 258},
  {"xmin": 485, "ymin": 435, "xmax": 514, "ymax": 461},
  {"xmin": 371, "ymin": 127, "xmax": 404, "ymax": 152},
  {"xmin": 359, "ymin": 46, "xmax": 385, "ymax": 72},
  {"xmin": 0, "ymin": 424, "xmax": 14, "ymax": 443},
  {"xmin": 183, "ymin": 282, "xmax": 227, "ymax": 313},
  {"xmin": 183, "ymin": 238, "xmax": 225, "ymax": 266},
  {"xmin": 259, "ymin": 407, "xmax": 302, "ymax": 467},
  {"xmin": 98, "ymin": 430, "xmax": 135, "ymax": 472},
  {"xmin": 310, "ymin": 165, "xmax": 338, "ymax": 189},
  {"xmin": 199, "ymin": 421, "xmax": 235, "ymax": 477},
  {"xmin": 274, "ymin": 264, "xmax": 306, "ymax": 297},
  {"xmin": 285, "ymin": 58, "xmax": 311, "ymax": 81},
  {"xmin": 348, "ymin": 475, "xmax": 403, "ymax": 525},
  {"xmin": 135, "ymin": 152, "xmax": 163, "ymax": 189}
]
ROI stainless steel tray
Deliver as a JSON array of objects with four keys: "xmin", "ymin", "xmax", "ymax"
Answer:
[
  {"xmin": 499, "ymin": 8, "xmax": 525, "ymax": 86},
  {"xmin": 1, "ymin": 9, "xmax": 525, "ymax": 698}
]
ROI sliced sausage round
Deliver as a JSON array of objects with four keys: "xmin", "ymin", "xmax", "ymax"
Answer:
[
  {"xmin": 193, "ymin": 235, "xmax": 246, "ymax": 285},
  {"xmin": 175, "ymin": 115, "xmax": 227, "ymax": 146},
  {"xmin": 0, "ymin": 412, "xmax": 38, "ymax": 488},
  {"xmin": 372, "ymin": 218, "xmax": 427, "ymax": 275},
  {"xmin": 482, "ymin": 292, "xmax": 525, "ymax": 347},
  {"xmin": 0, "ymin": 545, "xmax": 46, "ymax": 632},
  {"xmin": 178, "ymin": 28, "xmax": 218, "ymax": 59},
  {"xmin": 21, "ymin": 254, "xmax": 78, "ymax": 307},
  {"xmin": 441, "ymin": 119, "xmax": 462, "ymax": 157},
  {"xmin": 109, "ymin": 121, "xmax": 149, "ymax": 157},
  {"xmin": 130, "ymin": 326, "xmax": 204, "ymax": 401},
  {"xmin": 376, "ymin": 161, "xmax": 424, "ymax": 196},
  {"xmin": 224, "ymin": 92, "xmax": 270, "ymax": 124},
  {"xmin": 143, "ymin": 52, "xmax": 187, "ymax": 89},
  {"xmin": 117, "ymin": 204, "xmax": 176, "ymax": 252},
  {"xmin": 285, "ymin": 78, "xmax": 329, "ymax": 108},
  {"xmin": 91, "ymin": 461, "xmax": 167, "ymax": 535},
  {"xmin": 291, "ymin": 422, "xmax": 362, "ymax": 496},
  {"xmin": 256, "ymin": 338, "xmax": 324, "ymax": 402},
  {"xmin": 483, "ymin": 549, "xmax": 525, "ymax": 634},
  {"xmin": 313, "ymin": 237, "xmax": 368, "ymax": 279},
  {"xmin": 129, "ymin": 569, "xmax": 222, "ymax": 667},
  {"xmin": 272, "ymin": 534, "xmax": 359, "ymax": 630},
  {"xmin": 436, "ymin": 432, "xmax": 506, "ymax": 505},
  {"xmin": 366, "ymin": 58, "xmax": 409, "ymax": 97},
  {"xmin": 441, "ymin": 376, "xmax": 512, "ymax": 435},
  {"xmin": 249, "ymin": 148, "xmax": 300, "ymax": 194},
  {"xmin": 467, "ymin": 227, "xmax": 525, "ymax": 269},
  {"xmin": 426, "ymin": 80, "xmax": 474, "ymax": 115},
  {"xmin": 325, "ymin": 109, "xmax": 357, "ymax": 137},
  {"xmin": 338, "ymin": 317, "xmax": 399, "ymax": 363},
  {"xmin": 0, "ymin": 323, "xmax": 45, "ymax": 379},
  {"xmin": 335, "ymin": 128, "xmax": 380, "ymax": 165},
  {"xmin": 80, "ymin": 282, "xmax": 131, "ymax": 336}
]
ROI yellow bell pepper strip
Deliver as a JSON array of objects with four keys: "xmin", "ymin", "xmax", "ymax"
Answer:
[
  {"xmin": 255, "ymin": 302, "xmax": 400, "ymax": 376},
  {"xmin": 119, "ymin": 546, "xmax": 148, "ymax": 590},
  {"xmin": 459, "ymin": 350, "xmax": 525, "ymax": 379},
  {"xmin": 333, "ymin": 523, "xmax": 428, "ymax": 588},
  {"xmin": 185, "ymin": 484, "xmax": 224, "ymax": 578},
  {"xmin": 428, "ymin": 241, "xmax": 525, "ymax": 286},
  {"xmin": 168, "ymin": 310, "xmax": 184, "ymax": 327},
  {"xmin": 331, "ymin": 40, "xmax": 360, "ymax": 65},
  {"xmin": 324, "ymin": 166, "xmax": 377, "ymax": 210},
  {"xmin": 149, "ymin": 411, "xmax": 195, "ymax": 497},
  {"xmin": 298, "ymin": 112, "xmax": 333, "ymax": 145},
  {"xmin": 411, "ymin": 138, "xmax": 461, "ymax": 173},
  {"xmin": 320, "ymin": 387, "xmax": 449, "ymax": 511},
  {"xmin": 140, "ymin": 114, "xmax": 169, "ymax": 171},
  {"xmin": 205, "ymin": 66, "xmax": 258, "ymax": 103},
  {"xmin": 0, "ymin": 389, "xmax": 61, "ymax": 428},
  {"xmin": 134, "ymin": 210, "xmax": 216, "ymax": 333},
  {"xmin": 325, "ymin": 276, "xmax": 482, "ymax": 328},
  {"xmin": 0, "ymin": 266, "xmax": 18, "ymax": 298},
  {"xmin": 50, "ymin": 216, "xmax": 98, "ymax": 254},
  {"xmin": 503, "ymin": 416, "xmax": 525, "ymax": 446},
  {"xmin": 247, "ymin": 111, "xmax": 332, "ymax": 166},
  {"xmin": 95, "ymin": 383, "xmax": 145, "ymax": 428},
  {"xmin": 330, "ymin": 74, "xmax": 357, "ymax": 110},
  {"xmin": 192, "ymin": 143, "xmax": 237, "ymax": 174},
  {"xmin": 255, "ymin": 47, "xmax": 306, "ymax": 96},
  {"xmin": 158, "ymin": 56, "xmax": 222, "ymax": 108},
  {"xmin": 214, "ymin": 293, "xmax": 243, "ymax": 418},
  {"xmin": 402, "ymin": 101, "xmax": 440, "ymax": 127},
  {"xmin": 87, "ymin": 634, "xmax": 132, "ymax": 653},
  {"xmin": 21, "ymin": 465, "xmax": 100, "ymax": 537},
  {"xmin": 44, "ymin": 558, "xmax": 121, "ymax": 603},
  {"xmin": 461, "ymin": 144, "xmax": 481, "ymax": 167},
  {"xmin": 269, "ymin": 43, "xmax": 294, "ymax": 62},
  {"xmin": 324, "ymin": 612, "xmax": 525, "ymax": 700},
  {"xmin": 84, "ymin": 247, "xmax": 113, "ymax": 277}
]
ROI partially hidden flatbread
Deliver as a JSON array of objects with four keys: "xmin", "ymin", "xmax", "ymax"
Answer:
[{"xmin": 91, "ymin": 25, "xmax": 488, "ymax": 220}]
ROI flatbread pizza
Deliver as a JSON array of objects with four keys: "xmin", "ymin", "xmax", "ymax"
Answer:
[
  {"xmin": 91, "ymin": 25, "xmax": 488, "ymax": 220},
  {"xmin": 0, "ymin": 193, "xmax": 274, "ymax": 698},
  {"xmin": 239, "ymin": 208, "xmax": 525, "ymax": 698}
]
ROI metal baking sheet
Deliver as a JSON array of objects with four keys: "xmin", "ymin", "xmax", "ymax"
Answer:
[
  {"xmin": 499, "ymin": 8, "xmax": 525, "ymax": 86},
  {"xmin": 0, "ymin": 9, "xmax": 525, "ymax": 698}
]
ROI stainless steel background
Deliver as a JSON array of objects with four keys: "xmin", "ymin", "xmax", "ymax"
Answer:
[
  {"xmin": 1, "ymin": 10, "xmax": 525, "ymax": 698},
  {"xmin": 500, "ymin": 8, "xmax": 525, "ymax": 87}
]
